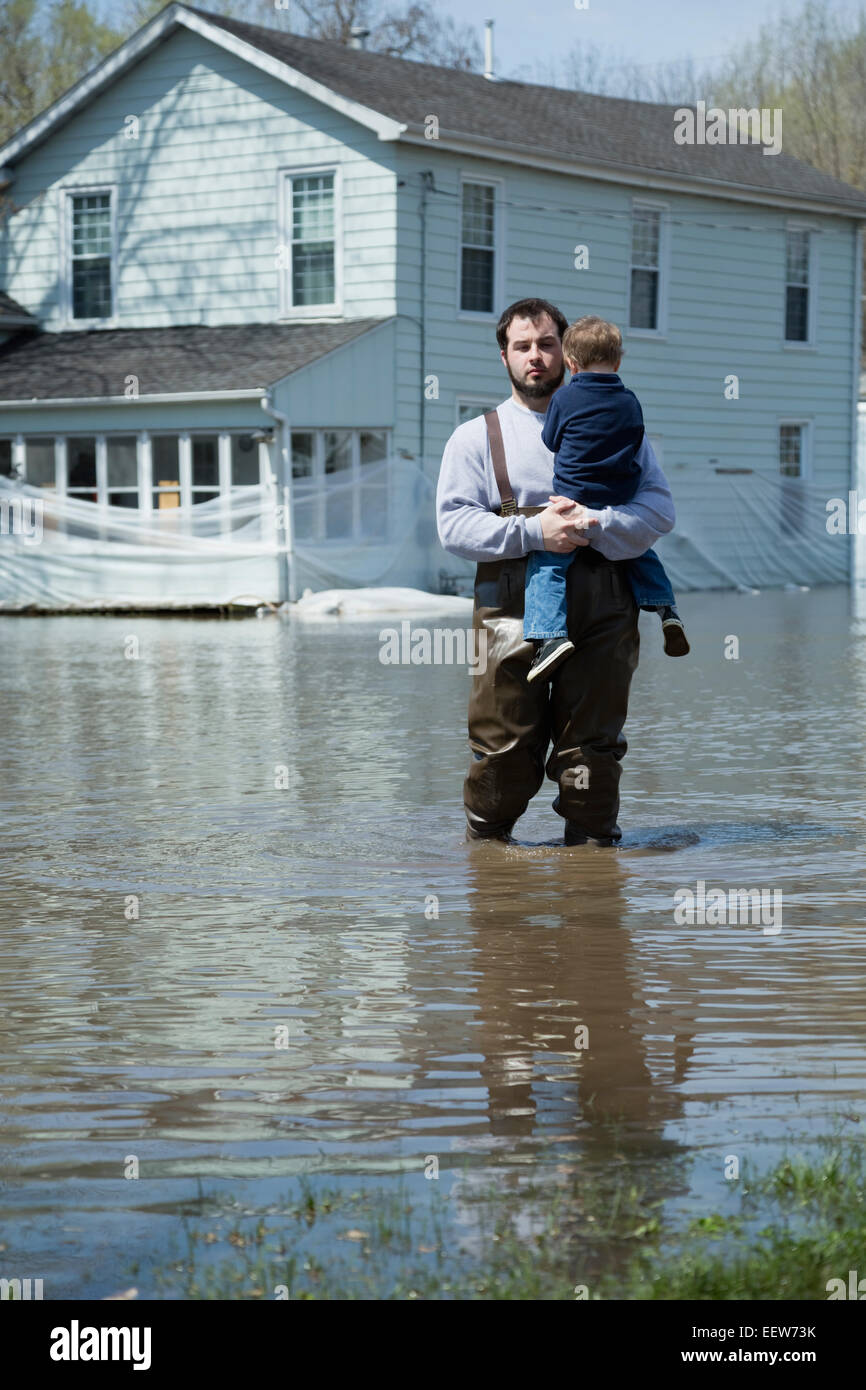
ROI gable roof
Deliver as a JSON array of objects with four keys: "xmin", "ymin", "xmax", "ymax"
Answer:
[
  {"xmin": 1, "ymin": 1, "xmax": 865, "ymax": 218},
  {"xmin": 0, "ymin": 318, "xmax": 388, "ymax": 401},
  {"xmin": 192, "ymin": 7, "xmax": 866, "ymax": 215}
]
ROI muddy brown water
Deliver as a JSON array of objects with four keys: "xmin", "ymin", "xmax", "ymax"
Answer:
[{"xmin": 1, "ymin": 585, "xmax": 865, "ymax": 1296}]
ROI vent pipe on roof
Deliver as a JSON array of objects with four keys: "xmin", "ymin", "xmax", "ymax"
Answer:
[
  {"xmin": 349, "ymin": 26, "xmax": 370, "ymax": 49},
  {"xmin": 483, "ymin": 20, "xmax": 495, "ymax": 80}
]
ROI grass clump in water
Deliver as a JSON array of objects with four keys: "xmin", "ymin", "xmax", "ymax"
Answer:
[{"xmin": 146, "ymin": 1141, "xmax": 866, "ymax": 1300}]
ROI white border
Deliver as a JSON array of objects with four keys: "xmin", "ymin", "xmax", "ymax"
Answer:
[
  {"xmin": 59, "ymin": 184, "xmax": 118, "ymax": 326},
  {"xmin": 457, "ymin": 174, "xmax": 505, "ymax": 322},
  {"xmin": 626, "ymin": 198, "xmax": 669, "ymax": 339},
  {"xmin": 782, "ymin": 221, "xmax": 818, "ymax": 350},
  {"xmin": 277, "ymin": 164, "xmax": 342, "ymax": 319},
  {"xmin": 778, "ymin": 417, "xmax": 813, "ymax": 480}
]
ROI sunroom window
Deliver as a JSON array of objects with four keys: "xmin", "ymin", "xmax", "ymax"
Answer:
[{"xmin": 291, "ymin": 428, "xmax": 390, "ymax": 542}]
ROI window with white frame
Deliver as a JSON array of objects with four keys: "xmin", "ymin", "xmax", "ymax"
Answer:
[
  {"xmin": 785, "ymin": 228, "xmax": 811, "ymax": 343},
  {"xmin": 460, "ymin": 182, "xmax": 497, "ymax": 314},
  {"xmin": 290, "ymin": 428, "xmax": 389, "ymax": 542},
  {"xmin": 67, "ymin": 437, "xmax": 98, "ymax": 501},
  {"xmin": 191, "ymin": 436, "xmax": 220, "ymax": 504},
  {"xmin": 456, "ymin": 397, "xmax": 501, "ymax": 427},
  {"xmin": 779, "ymin": 422, "xmax": 808, "ymax": 477},
  {"xmin": 22, "ymin": 437, "xmax": 56, "ymax": 487},
  {"xmin": 629, "ymin": 206, "xmax": 663, "ymax": 332},
  {"xmin": 69, "ymin": 191, "xmax": 114, "ymax": 320},
  {"xmin": 15, "ymin": 432, "xmax": 265, "ymax": 508},
  {"xmin": 779, "ymin": 421, "xmax": 810, "ymax": 537},
  {"xmin": 152, "ymin": 436, "xmax": 181, "ymax": 511},
  {"xmin": 283, "ymin": 170, "xmax": 338, "ymax": 310},
  {"xmin": 106, "ymin": 436, "xmax": 138, "ymax": 508}
]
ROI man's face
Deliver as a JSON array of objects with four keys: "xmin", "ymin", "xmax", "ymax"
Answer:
[{"xmin": 501, "ymin": 313, "xmax": 565, "ymax": 400}]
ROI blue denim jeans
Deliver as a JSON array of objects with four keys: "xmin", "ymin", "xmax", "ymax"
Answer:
[{"xmin": 524, "ymin": 547, "xmax": 675, "ymax": 640}]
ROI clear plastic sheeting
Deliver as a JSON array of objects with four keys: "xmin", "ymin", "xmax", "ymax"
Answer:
[
  {"xmin": 0, "ymin": 457, "xmax": 853, "ymax": 610},
  {"xmin": 290, "ymin": 460, "xmax": 436, "ymax": 593},
  {"xmin": 0, "ymin": 476, "xmax": 282, "ymax": 609},
  {"xmin": 656, "ymin": 468, "xmax": 850, "ymax": 593},
  {"xmin": 0, "ymin": 459, "xmax": 436, "ymax": 609}
]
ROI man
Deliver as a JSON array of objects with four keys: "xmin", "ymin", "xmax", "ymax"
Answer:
[{"xmin": 436, "ymin": 298, "xmax": 675, "ymax": 845}]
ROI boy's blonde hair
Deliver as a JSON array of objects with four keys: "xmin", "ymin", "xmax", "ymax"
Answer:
[{"xmin": 562, "ymin": 316, "xmax": 623, "ymax": 369}]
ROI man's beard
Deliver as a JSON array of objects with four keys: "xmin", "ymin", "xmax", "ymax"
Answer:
[{"xmin": 506, "ymin": 362, "xmax": 565, "ymax": 401}]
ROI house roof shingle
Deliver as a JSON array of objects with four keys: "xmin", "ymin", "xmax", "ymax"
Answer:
[
  {"xmin": 0, "ymin": 319, "xmax": 389, "ymax": 400},
  {"xmin": 190, "ymin": 5, "xmax": 866, "ymax": 215},
  {"xmin": 0, "ymin": 291, "xmax": 38, "ymax": 326}
]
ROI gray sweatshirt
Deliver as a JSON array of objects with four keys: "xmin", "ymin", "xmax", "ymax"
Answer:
[{"xmin": 436, "ymin": 395, "xmax": 675, "ymax": 563}]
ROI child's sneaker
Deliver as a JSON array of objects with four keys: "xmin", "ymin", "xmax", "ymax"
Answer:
[
  {"xmin": 527, "ymin": 637, "xmax": 575, "ymax": 683},
  {"xmin": 660, "ymin": 606, "xmax": 690, "ymax": 657}
]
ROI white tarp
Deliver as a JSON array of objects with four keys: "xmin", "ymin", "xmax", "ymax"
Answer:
[
  {"xmin": 292, "ymin": 587, "xmax": 473, "ymax": 619},
  {"xmin": 0, "ymin": 457, "xmax": 855, "ymax": 609},
  {"xmin": 0, "ymin": 461, "xmax": 435, "ymax": 609}
]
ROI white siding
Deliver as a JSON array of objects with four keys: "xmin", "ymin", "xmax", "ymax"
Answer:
[
  {"xmin": 1, "ymin": 27, "xmax": 398, "ymax": 328},
  {"xmin": 396, "ymin": 148, "xmax": 862, "ymax": 586}
]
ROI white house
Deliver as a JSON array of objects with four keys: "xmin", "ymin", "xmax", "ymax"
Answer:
[{"xmin": 0, "ymin": 2, "xmax": 864, "ymax": 608}]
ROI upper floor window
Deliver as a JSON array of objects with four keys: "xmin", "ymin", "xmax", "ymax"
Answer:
[
  {"xmin": 785, "ymin": 228, "xmax": 811, "ymax": 343},
  {"xmin": 460, "ymin": 181, "xmax": 497, "ymax": 315},
  {"xmin": 629, "ymin": 206, "xmax": 664, "ymax": 332},
  {"xmin": 281, "ymin": 169, "xmax": 339, "ymax": 314},
  {"xmin": 69, "ymin": 190, "xmax": 114, "ymax": 320}
]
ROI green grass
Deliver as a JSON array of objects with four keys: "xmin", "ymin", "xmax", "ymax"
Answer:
[{"xmin": 145, "ymin": 1140, "xmax": 866, "ymax": 1301}]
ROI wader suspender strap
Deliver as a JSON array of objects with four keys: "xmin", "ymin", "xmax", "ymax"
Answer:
[{"xmin": 484, "ymin": 410, "xmax": 517, "ymax": 517}]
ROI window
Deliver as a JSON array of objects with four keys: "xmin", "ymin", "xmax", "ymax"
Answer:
[
  {"xmin": 106, "ymin": 435, "xmax": 137, "ymax": 509},
  {"xmin": 67, "ymin": 437, "xmax": 97, "ymax": 502},
  {"xmin": 282, "ymin": 170, "xmax": 338, "ymax": 311},
  {"xmin": 290, "ymin": 428, "xmax": 390, "ymax": 542},
  {"xmin": 359, "ymin": 430, "xmax": 388, "ymax": 541},
  {"xmin": 456, "ymin": 398, "xmax": 501, "ymax": 427},
  {"xmin": 13, "ymin": 432, "xmax": 265, "ymax": 511},
  {"xmin": 0, "ymin": 440, "xmax": 13, "ymax": 477},
  {"xmin": 69, "ymin": 191, "xmax": 113, "ymax": 320},
  {"xmin": 191, "ymin": 435, "xmax": 219, "ymax": 504},
  {"xmin": 23, "ymin": 438, "xmax": 55, "ymax": 486},
  {"xmin": 779, "ymin": 423, "xmax": 806, "ymax": 478},
  {"xmin": 785, "ymin": 228, "xmax": 811, "ymax": 343},
  {"xmin": 629, "ymin": 206, "xmax": 664, "ymax": 332},
  {"xmin": 291, "ymin": 433, "xmax": 315, "ymax": 482},
  {"xmin": 779, "ymin": 422, "xmax": 810, "ymax": 538},
  {"xmin": 152, "ymin": 436, "xmax": 180, "ymax": 511},
  {"xmin": 230, "ymin": 433, "xmax": 260, "ymax": 487},
  {"xmin": 460, "ymin": 181, "xmax": 497, "ymax": 314}
]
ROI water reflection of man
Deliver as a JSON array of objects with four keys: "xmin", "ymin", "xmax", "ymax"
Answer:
[{"xmin": 464, "ymin": 856, "xmax": 695, "ymax": 1151}]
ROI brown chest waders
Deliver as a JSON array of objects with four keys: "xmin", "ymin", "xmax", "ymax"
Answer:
[{"xmin": 463, "ymin": 412, "xmax": 641, "ymax": 842}]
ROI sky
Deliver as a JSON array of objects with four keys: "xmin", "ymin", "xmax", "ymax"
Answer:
[
  {"xmin": 453, "ymin": 0, "xmax": 860, "ymax": 82},
  {"xmin": 90, "ymin": 0, "xmax": 863, "ymax": 79}
]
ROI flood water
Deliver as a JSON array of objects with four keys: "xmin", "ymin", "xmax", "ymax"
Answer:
[{"xmin": 1, "ymin": 583, "xmax": 866, "ymax": 1298}]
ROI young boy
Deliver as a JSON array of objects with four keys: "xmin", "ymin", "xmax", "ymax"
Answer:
[{"xmin": 524, "ymin": 316, "xmax": 689, "ymax": 683}]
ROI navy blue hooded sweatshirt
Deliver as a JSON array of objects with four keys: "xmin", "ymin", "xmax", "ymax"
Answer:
[{"xmin": 541, "ymin": 372, "xmax": 645, "ymax": 507}]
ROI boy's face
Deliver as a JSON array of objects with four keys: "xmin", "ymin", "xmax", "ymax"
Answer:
[{"xmin": 501, "ymin": 313, "xmax": 565, "ymax": 399}]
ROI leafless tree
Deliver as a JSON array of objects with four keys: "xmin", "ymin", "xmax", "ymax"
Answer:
[{"xmin": 124, "ymin": 0, "xmax": 480, "ymax": 67}]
